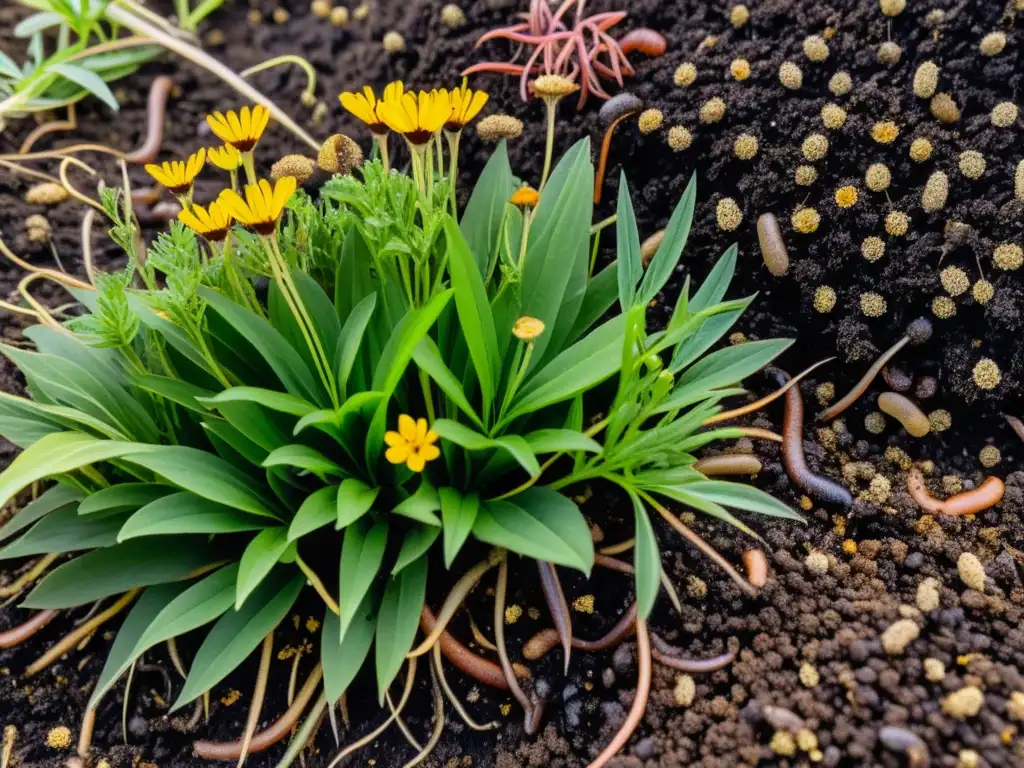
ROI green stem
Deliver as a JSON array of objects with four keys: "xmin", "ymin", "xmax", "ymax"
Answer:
[
  {"xmin": 419, "ymin": 369, "xmax": 436, "ymax": 423},
  {"xmin": 490, "ymin": 418, "xmax": 608, "ymax": 499},
  {"xmin": 539, "ymin": 98, "xmax": 558, "ymax": 191},
  {"xmin": 446, "ymin": 130, "xmax": 461, "ymax": 218},
  {"xmin": 242, "ymin": 152, "xmax": 257, "ymax": 187},
  {"xmin": 377, "ymin": 134, "xmax": 390, "ymax": 173},
  {"xmin": 590, "ymin": 214, "xmax": 618, "ymax": 235},
  {"xmin": 498, "ymin": 341, "xmax": 533, "ymax": 422},
  {"xmin": 240, "ymin": 55, "xmax": 316, "ymax": 106}
]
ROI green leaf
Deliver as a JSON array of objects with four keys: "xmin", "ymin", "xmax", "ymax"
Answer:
[
  {"xmin": 616, "ymin": 172, "xmax": 643, "ymax": 310},
  {"xmin": 322, "ymin": 595, "xmax": 376, "ymax": 703},
  {"xmin": 171, "ymin": 569, "xmax": 303, "ymax": 711},
  {"xmin": 431, "ymin": 419, "xmax": 539, "ymax": 477},
  {"xmin": 336, "ymin": 479, "xmax": 378, "ymax": 529},
  {"xmin": 639, "ymin": 173, "xmax": 695, "ymax": 303},
  {"xmin": 445, "ymin": 217, "xmax": 499, "ymax": 415},
  {"xmin": 23, "ymin": 537, "xmax": 216, "ymax": 609},
  {"xmin": 0, "ymin": 484, "xmax": 81, "ymax": 543},
  {"xmin": 207, "ymin": 387, "xmax": 316, "ymax": 418},
  {"xmin": 680, "ymin": 481, "xmax": 805, "ymax": 522},
  {"xmin": 0, "ymin": 504, "xmax": 125, "ymax": 559},
  {"xmin": 0, "ymin": 388, "xmax": 127, "ymax": 442},
  {"xmin": 15, "ymin": 12, "xmax": 64, "ymax": 38},
  {"xmin": 338, "ymin": 521, "xmax": 388, "ymax": 643},
  {"xmin": 134, "ymin": 374, "xmax": 214, "ymax": 414},
  {"xmin": 79, "ymin": 483, "xmax": 173, "ymax": 516},
  {"xmin": 628, "ymin": 490, "xmax": 661, "ymax": 621},
  {"xmin": 263, "ymin": 444, "xmax": 343, "ymax": 477},
  {"xmin": 439, "ymin": 487, "xmax": 479, "ymax": 568},
  {"xmin": 118, "ymin": 492, "xmax": 267, "ymax": 540},
  {"xmin": 669, "ymin": 308, "xmax": 745, "ymax": 374},
  {"xmin": 289, "ymin": 486, "xmax": 337, "ymax": 541},
  {"xmin": 648, "ymin": 484, "xmax": 761, "ymax": 540},
  {"xmin": 392, "ymin": 525, "xmax": 440, "ymax": 575},
  {"xmin": 668, "ymin": 339, "xmax": 793, "ymax": 409},
  {"xmin": 523, "ymin": 429, "xmax": 602, "ymax": 455},
  {"xmin": 391, "ymin": 480, "xmax": 442, "ymax": 526},
  {"xmin": 689, "ymin": 244, "xmax": 737, "ymax": 313},
  {"xmin": 89, "ymin": 582, "xmax": 187, "ymax": 709},
  {"xmin": 237, "ymin": 527, "xmax": 291, "ymax": 608},
  {"xmin": 135, "ymin": 563, "xmax": 238, "ymax": 652},
  {"xmin": 291, "ymin": 269, "xmax": 342, "ymax": 368},
  {"xmin": 412, "ymin": 337, "xmax": 485, "ymax": 431},
  {"xmin": 203, "ymin": 419, "xmax": 267, "ymax": 467},
  {"xmin": 460, "ymin": 140, "xmax": 515, "ymax": 275},
  {"xmin": 567, "ymin": 261, "xmax": 618, "ymax": 343},
  {"xmin": 375, "ymin": 554, "xmax": 426, "ymax": 703},
  {"xmin": 335, "ymin": 293, "xmax": 376, "ymax": 398},
  {"xmin": 123, "ymin": 445, "xmax": 278, "ymax": 519},
  {"xmin": 48, "ymin": 62, "xmax": 119, "ymax": 110},
  {"xmin": 0, "ymin": 433, "xmax": 141, "ymax": 511}
]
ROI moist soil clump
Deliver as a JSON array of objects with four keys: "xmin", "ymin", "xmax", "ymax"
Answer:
[{"xmin": 1, "ymin": 0, "xmax": 1022, "ymax": 766}]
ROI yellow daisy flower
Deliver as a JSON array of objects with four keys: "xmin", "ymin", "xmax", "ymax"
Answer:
[
  {"xmin": 207, "ymin": 144, "xmax": 243, "ymax": 172},
  {"xmin": 145, "ymin": 148, "xmax": 206, "ymax": 195},
  {"xmin": 339, "ymin": 83, "xmax": 403, "ymax": 135},
  {"xmin": 206, "ymin": 105, "xmax": 271, "ymax": 152},
  {"xmin": 445, "ymin": 83, "xmax": 488, "ymax": 131},
  {"xmin": 378, "ymin": 89, "xmax": 453, "ymax": 145},
  {"xmin": 384, "ymin": 414, "xmax": 441, "ymax": 472},
  {"xmin": 178, "ymin": 200, "xmax": 232, "ymax": 242},
  {"xmin": 216, "ymin": 177, "xmax": 296, "ymax": 236}
]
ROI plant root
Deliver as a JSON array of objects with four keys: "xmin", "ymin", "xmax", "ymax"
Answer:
[
  {"xmin": 401, "ymin": 664, "xmax": 445, "ymax": 768},
  {"xmin": 495, "ymin": 557, "xmax": 542, "ymax": 734},
  {"xmin": 0, "ymin": 609, "xmax": 59, "ymax": 649},
  {"xmin": 193, "ymin": 663, "xmax": 323, "ymax": 760},
  {"xmin": 237, "ymin": 631, "xmax": 274, "ymax": 768},
  {"xmin": 650, "ymin": 632, "xmax": 737, "ymax": 673},
  {"xmin": 704, "ymin": 358, "xmax": 833, "ymax": 426},
  {"xmin": 386, "ymin": 691, "xmax": 423, "ymax": 751},
  {"xmin": 432, "ymin": 645, "xmax": 499, "ymax": 731},
  {"xmin": 586, "ymin": 618, "xmax": 650, "ymax": 768},
  {"xmin": 408, "ymin": 555, "xmax": 498, "ymax": 657},
  {"xmin": 594, "ymin": 112, "xmax": 638, "ymax": 205},
  {"xmin": 467, "ymin": 612, "xmax": 498, "ymax": 652},
  {"xmin": 537, "ymin": 560, "xmax": 573, "ymax": 674},
  {"xmin": 76, "ymin": 706, "xmax": 95, "ymax": 758},
  {"xmin": 19, "ymin": 104, "xmax": 77, "ymax": 154},
  {"xmin": 26, "ymin": 590, "xmax": 139, "ymax": 675},
  {"xmin": 419, "ymin": 606, "xmax": 511, "ymax": 690},
  {"xmin": 272, "ymin": 692, "xmax": 327, "ymax": 768},
  {"xmin": 1003, "ymin": 413, "xmax": 1024, "ymax": 443},
  {"xmin": 0, "ymin": 553, "xmax": 59, "ymax": 598}
]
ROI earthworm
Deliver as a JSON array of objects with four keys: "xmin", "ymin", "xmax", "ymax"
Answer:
[
  {"xmin": 820, "ymin": 317, "xmax": 933, "ymax": 422},
  {"xmin": 742, "ymin": 549, "xmax": 768, "ymax": 588},
  {"xmin": 704, "ymin": 358, "xmax": 834, "ymax": 426},
  {"xmin": 906, "ymin": 468, "xmax": 1004, "ymax": 517},
  {"xmin": 124, "ymin": 76, "xmax": 175, "ymax": 165},
  {"xmin": 649, "ymin": 632, "xmax": 737, "ymax": 673},
  {"xmin": 495, "ymin": 558, "xmax": 540, "ymax": 734},
  {"xmin": 585, "ymin": 619, "xmax": 650, "ymax": 768},
  {"xmin": 775, "ymin": 369, "xmax": 853, "ymax": 507},
  {"xmin": 523, "ymin": 602, "xmax": 639, "ymax": 660},
  {"xmin": 881, "ymin": 365, "xmax": 913, "ymax": 392},
  {"xmin": 640, "ymin": 228, "xmax": 665, "ymax": 266},
  {"xmin": 193, "ymin": 663, "xmax": 322, "ymax": 759},
  {"xmin": 618, "ymin": 28, "xmax": 667, "ymax": 57},
  {"xmin": 594, "ymin": 93, "xmax": 642, "ymax": 205},
  {"xmin": 537, "ymin": 561, "xmax": 573, "ymax": 674},
  {"xmin": 1003, "ymin": 413, "xmax": 1024, "ymax": 443},
  {"xmin": 420, "ymin": 606, "xmax": 509, "ymax": 690},
  {"xmin": 757, "ymin": 213, "xmax": 789, "ymax": 277},
  {"xmin": 877, "ymin": 392, "xmax": 930, "ymax": 437},
  {"xmin": 0, "ymin": 610, "xmax": 58, "ymax": 648},
  {"xmin": 695, "ymin": 454, "xmax": 763, "ymax": 476}
]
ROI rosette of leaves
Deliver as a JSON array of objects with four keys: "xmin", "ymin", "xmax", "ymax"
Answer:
[{"xmin": 0, "ymin": 139, "xmax": 798, "ymax": 744}]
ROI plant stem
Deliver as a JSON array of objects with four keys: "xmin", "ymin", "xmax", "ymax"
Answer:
[
  {"xmin": 446, "ymin": 131, "xmax": 461, "ymax": 218},
  {"xmin": 377, "ymin": 134, "xmax": 390, "ymax": 173},
  {"xmin": 241, "ymin": 55, "xmax": 317, "ymax": 107},
  {"xmin": 539, "ymin": 98, "xmax": 558, "ymax": 191}
]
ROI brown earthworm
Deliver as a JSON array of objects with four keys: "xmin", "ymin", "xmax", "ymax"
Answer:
[
  {"xmin": 820, "ymin": 318, "xmax": 933, "ymax": 422},
  {"xmin": 906, "ymin": 468, "xmax": 1004, "ymax": 517},
  {"xmin": 877, "ymin": 392, "xmax": 930, "ymax": 437},
  {"xmin": 420, "ymin": 606, "xmax": 509, "ymax": 690},
  {"xmin": 695, "ymin": 454, "xmax": 763, "ymax": 476},
  {"xmin": 757, "ymin": 213, "xmax": 789, "ymax": 277},
  {"xmin": 193, "ymin": 663, "xmax": 322, "ymax": 760},
  {"xmin": 123, "ymin": 76, "xmax": 175, "ymax": 165},
  {"xmin": 1003, "ymin": 413, "xmax": 1024, "ymax": 443},
  {"xmin": 742, "ymin": 549, "xmax": 768, "ymax": 588},
  {"xmin": 594, "ymin": 93, "xmax": 642, "ymax": 205},
  {"xmin": 775, "ymin": 369, "xmax": 853, "ymax": 507},
  {"xmin": 537, "ymin": 561, "xmax": 573, "ymax": 674},
  {"xmin": 618, "ymin": 29, "xmax": 667, "ymax": 57},
  {"xmin": 650, "ymin": 632, "xmax": 737, "ymax": 673},
  {"xmin": 0, "ymin": 609, "xmax": 58, "ymax": 648},
  {"xmin": 524, "ymin": 602, "xmax": 639, "ymax": 661}
]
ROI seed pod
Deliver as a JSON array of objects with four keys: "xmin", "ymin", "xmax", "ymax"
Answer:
[
  {"xmin": 599, "ymin": 92, "xmax": 643, "ymax": 126},
  {"xmin": 930, "ymin": 93, "xmax": 960, "ymax": 123},
  {"xmin": 383, "ymin": 30, "xmax": 405, "ymax": 52},
  {"xmin": 958, "ymin": 151, "xmax": 985, "ymax": 179},
  {"xmin": 828, "ymin": 72, "xmax": 852, "ymax": 96},
  {"xmin": 979, "ymin": 31, "xmax": 1006, "ymax": 56},
  {"xmin": 757, "ymin": 213, "xmax": 789, "ymax": 276},
  {"xmin": 317, "ymin": 133, "xmax": 363, "ymax": 174},
  {"xmin": 271, "ymin": 154, "xmax": 315, "ymax": 184},
  {"xmin": 922, "ymin": 171, "xmax": 949, "ymax": 212},
  {"xmin": 700, "ymin": 97, "xmax": 726, "ymax": 124},
  {"xmin": 440, "ymin": 3, "xmax": 465, "ymax": 26},
  {"xmin": 477, "ymin": 114, "xmax": 523, "ymax": 142},
  {"xmin": 640, "ymin": 229, "xmax": 664, "ymax": 266},
  {"xmin": 24, "ymin": 182, "xmax": 69, "ymax": 205},
  {"xmin": 878, "ymin": 392, "xmax": 930, "ymax": 437},
  {"xmin": 913, "ymin": 62, "xmax": 940, "ymax": 98}
]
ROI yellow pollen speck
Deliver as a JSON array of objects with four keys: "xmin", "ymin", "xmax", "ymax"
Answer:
[
  {"xmin": 821, "ymin": 103, "xmax": 847, "ymax": 129},
  {"xmin": 979, "ymin": 445, "xmax": 1000, "ymax": 468},
  {"xmin": 667, "ymin": 125, "xmax": 692, "ymax": 151},
  {"xmin": 779, "ymin": 61, "xmax": 803, "ymax": 89},
  {"xmin": 729, "ymin": 4, "xmax": 750, "ymax": 27},
  {"xmin": 802, "ymin": 133, "xmax": 829, "ymax": 161},
  {"xmin": 573, "ymin": 595, "xmax": 595, "ymax": 613},
  {"xmin": 885, "ymin": 211, "xmax": 909, "ymax": 237},
  {"xmin": 843, "ymin": 539, "xmax": 858, "ymax": 554},
  {"xmin": 730, "ymin": 58, "xmax": 751, "ymax": 80},
  {"xmin": 860, "ymin": 292, "xmax": 887, "ymax": 317},
  {"xmin": 794, "ymin": 165, "xmax": 818, "ymax": 186},
  {"xmin": 862, "ymin": 236, "xmax": 885, "ymax": 262},
  {"xmin": 792, "ymin": 207, "xmax": 821, "ymax": 234},
  {"xmin": 928, "ymin": 409, "xmax": 952, "ymax": 432},
  {"xmin": 940, "ymin": 266, "xmax": 970, "ymax": 296},
  {"xmin": 972, "ymin": 280, "xmax": 994, "ymax": 304},
  {"xmin": 865, "ymin": 164, "xmax": 890, "ymax": 192},
  {"xmin": 504, "ymin": 605, "xmax": 522, "ymax": 624},
  {"xmin": 673, "ymin": 62, "xmax": 697, "ymax": 87},
  {"xmin": 305, "ymin": 617, "xmax": 321, "ymax": 633},
  {"xmin": 716, "ymin": 198, "xmax": 743, "ymax": 231},
  {"xmin": 959, "ymin": 151, "xmax": 986, "ymax": 179},
  {"xmin": 221, "ymin": 689, "xmax": 242, "ymax": 706},
  {"xmin": 734, "ymin": 134, "xmax": 759, "ymax": 160},
  {"xmin": 813, "ymin": 285, "xmax": 837, "ymax": 313},
  {"xmin": 972, "ymin": 358, "xmax": 1001, "ymax": 390},
  {"xmin": 910, "ymin": 137, "xmax": 933, "ymax": 162},
  {"xmin": 499, "ymin": 703, "xmax": 512, "ymax": 715},
  {"xmin": 638, "ymin": 108, "xmax": 664, "ymax": 134},
  {"xmin": 829, "ymin": 71, "xmax": 852, "ymax": 96},
  {"xmin": 993, "ymin": 243, "xmax": 1023, "ymax": 271},
  {"xmin": 46, "ymin": 726, "xmax": 72, "ymax": 750},
  {"xmin": 382, "ymin": 30, "xmax": 405, "ymax": 53},
  {"xmin": 835, "ymin": 186, "xmax": 858, "ymax": 208},
  {"xmin": 931, "ymin": 296, "xmax": 956, "ymax": 319},
  {"xmin": 991, "ymin": 102, "xmax": 1019, "ymax": 128},
  {"xmin": 700, "ymin": 97, "xmax": 726, "ymax": 124},
  {"xmin": 871, "ymin": 121, "xmax": 899, "ymax": 143}
]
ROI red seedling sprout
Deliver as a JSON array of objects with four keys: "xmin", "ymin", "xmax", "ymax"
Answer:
[{"xmin": 463, "ymin": 0, "xmax": 642, "ymax": 110}]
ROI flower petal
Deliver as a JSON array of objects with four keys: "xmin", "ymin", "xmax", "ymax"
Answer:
[
  {"xmin": 406, "ymin": 452, "xmax": 426, "ymax": 472},
  {"xmin": 398, "ymin": 414, "xmax": 417, "ymax": 440},
  {"xmin": 386, "ymin": 444, "xmax": 412, "ymax": 464},
  {"xmin": 418, "ymin": 444, "xmax": 440, "ymax": 462}
]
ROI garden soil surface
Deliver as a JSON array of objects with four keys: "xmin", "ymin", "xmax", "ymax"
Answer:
[{"xmin": 1, "ymin": 0, "xmax": 1023, "ymax": 766}]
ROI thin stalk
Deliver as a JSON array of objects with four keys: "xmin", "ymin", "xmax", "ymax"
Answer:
[
  {"xmin": 498, "ymin": 341, "xmax": 534, "ymax": 421},
  {"xmin": 492, "ymin": 417, "xmax": 608, "ymax": 499},
  {"xmin": 539, "ymin": 98, "xmax": 558, "ymax": 191},
  {"xmin": 241, "ymin": 55, "xmax": 317, "ymax": 107},
  {"xmin": 432, "ymin": 645, "xmax": 499, "ymax": 731},
  {"xmin": 590, "ymin": 214, "xmax": 617, "ymax": 235},
  {"xmin": 272, "ymin": 692, "xmax": 328, "ymax": 768},
  {"xmin": 495, "ymin": 558, "xmax": 536, "ymax": 730},
  {"xmin": 377, "ymin": 134, "xmax": 390, "ymax": 173},
  {"xmin": 408, "ymin": 556, "xmax": 499, "ymax": 658},
  {"xmin": 0, "ymin": 554, "xmax": 58, "ymax": 598},
  {"xmin": 296, "ymin": 554, "xmax": 340, "ymax": 615},
  {"xmin": 237, "ymin": 631, "xmax": 275, "ymax": 768},
  {"xmin": 445, "ymin": 130, "xmax": 461, "ymax": 217},
  {"xmin": 401, "ymin": 665, "xmax": 444, "ymax": 768},
  {"xmin": 386, "ymin": 691, "xmax": 423, "ymax": 751}
]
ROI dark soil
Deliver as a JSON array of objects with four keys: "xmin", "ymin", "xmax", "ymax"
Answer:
[{"xmin": 1, "ymin": 0, "xmax": 1023, "ymax": 766}]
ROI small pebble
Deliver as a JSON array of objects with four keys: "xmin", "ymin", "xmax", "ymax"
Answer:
[
  {"xmin": 880, "ymin": 619, "xmax": 919, "ymax": 655},
  {"xmin": 957, "ymin": 553, "xmax": 985, "ymax": 592}
]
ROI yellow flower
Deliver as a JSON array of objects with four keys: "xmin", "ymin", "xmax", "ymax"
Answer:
[
  {"xmin": 384, "ymin": 414, "xmax": 441, "ymax": 472},
  {"xmin": 339, "ymin": 83, "xmax": 403, "ymax": 135},
  {"xmin": 207, "ymin": 144, "xmax": 243, "ymax": 172},
  {"xmin": 509, "ymin": 186, "xmax": 539, "ymax": 207},
  {"xmin": 206, "ymin": 105, "xmax": 271, "ymax": 152},
  {"xmin": 379, "ymin": 89, "xmax": 453, "ymax": 145},
  {"xmin": 216, "ymin": 177, "xmax": 296, "ymax": 236},
  {"xmin": 145, "ymin": 148, "xmax": 206, "ymax": 195},
  {"xmin": 178, "ymin": 200, "xmax": 232, "ymax": 242},
  {"xmin": 445, "ymin": 83, "xmax": 488, "ymax": 131},
  {"xmin": 513, "ymin": 316, "xmax": 545, "ymax": 341}
]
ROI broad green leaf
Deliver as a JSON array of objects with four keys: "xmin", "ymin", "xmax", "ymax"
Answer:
[
  {"xmin": 0, "ymin": 483, "xmax": 81, "ymax": 543},
  {"xmin": 639, "ymin": 173, "xmax": 695, "ymax": 303},
  {"xmin": 431, "ymin": 419, "xmax": 539, "ymax": 477},
  {"xmin": 291, "ymin": 269, "xmax": 342, "ymax": 368},
  {"xmin": 289, "ymin": 486, "xmax": 337, "ymax": 541},
  {"xmin": 336, "ymin": 479, "xmax": 378, "ymax": 528},
  {"xmin": 493, "ymin": 435, "xmax": 540, "ymax": 477},
  {"xmin": 122, "ymin": 445, "xmax": 278, "ymax": 519},
  {"xmin": 475, "ymin": 493, "xmax": 593, "ymax": 574},
  {"xmin": 14, "ymin": 11, "xmax": 63, "ymax": 37},
  {"xmin": 648, "ymin": 484, "xmax": 761, "ymax": 540},
  {"xmin": 669, "ymin": 308, "xmax": 745, "ymax": 374},
  {"xmin": 236, "ymin": 527, "xmax": 291, "ymax": 608},
  {"xmin": 392, "ymin": 525, "xmax": 440, "ymax": 575},
  {"xmin": 567, "ymin": 261, "xmax": 618, "ymax": 343},
  {"xmin": 628, "ymin": 490, "xmax": 661, "ymax": 621},
  {"xmin": 391, "ymin": 480, "xmax": 442, "ymax": 526},
  {"xmin": 689, "ymin": 245, "xmax": 737, "ymax": 313},
  {"xmin": 460, "ymin": 140, "xmax": 515, "ymax": 275},
  {"xmin": 338, "ymin": 521, "xmax": 388, "ymax": 643},
  {"xmin": 209, "ymin": 399, "xmax": 292, "ymax": 454},
  {"xmin": 681, "ymin": 481, "xmax": 805, "ymax": 522},
  {"xmin": 203, "ymin": 419, "xmax": 267, "ymax": 467},
  {"xmin": 523, "ymin": 429, "xmax": 602, "ymax": 455},
  {"xmin": 335, "ymin": 293, "xmax": 376, "ymax": 398},
  {"xmin": 616, "ymin": 172, "xmax": 643, "ymax": 310},
  {"xmin": 322, "ymin": 595, "xmax": 376, "ymax": 703},
  {"xmin": 263, "ymin": 445, "xmax": 343, "ymax": 477},
  {"xmin": 375, "ymin": 554, "xmax": 426, "ymax": 703},
  {"xmin": 412, "ymin": 337, "xmax": 485, "ymax": 431},
  {"xmin": 49, "ymin": 62, "xmax": 119, "ymax": 110},
  {"xmin": 135, "ymin": 564, "xmax": 239, "ymax": 653},
  {"xmin": 23, "ymin": 537, "xmax": 216, "ymax": 609},
  {"xmin": 118, "ymin": 492, "xmax": 267, "ymax": 540},
  {"xmin": 0, "ymin": 504, "xmax": 125, "ymax": 559},
  {"xmin": 334, "ymin": 226, "xmax": 379, "ymax": 328},
  {"xmin": 171, "ymin": 570, "xmax": 304, "ymax": 711},
  {"xmin": 134, "ymin": 374, "xmax": 214, "ymax": 414},
  {"xmin": 0, "ymin": 388, "xmax": 126, "ymax": 442},
  {"xmin": 439, "ymin": 487, "xmax": 479, "ymax": 568},
  {"xmin": 207, "ymin": 387, "xmax": 316, "ymax": 417},
  {"xmin": 668, "ymin": 339, "xmax": 793, "ymax": 409},
  {"xmin": 79, "ymin": 483, "xmax": 172, "ymax": 516}
]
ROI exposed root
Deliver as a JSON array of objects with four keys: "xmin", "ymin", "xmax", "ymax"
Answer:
[
  {"xmin": 599, "ymin": 538, "xmax": 634, "ymax": 555},
  {"xmin": 386, "ymin": 691, "xmax": 423, "ymax": 751},
  {"xmin": 0, "ymin": 610, "xmax": 59, "ymax": 649},
  {"xmin": 272, "ymin": 692, "xmax": 328, "ymax": 768},
  {"xmin": 193, "ymin": 663, "xmax": 323, "ymax": 760},
  {"xmin": 0, "ymin": 553, "xmax": 59, "ymax": 598},
  {"xmin": 524, "ymin": 602, "xmax": 638, "ymax": 661},
  {"xmin": 237, "ymin": 631, "xmax": 275, "ymax": 768},
  {"xmin": 76, "ymin": 706, "xmax": 95, "ymax": 758},
  {"xmin": 586, "ymin": 618, "xmax": 650, "ymax": 768},
  {"xmin": 432, "ymin": 645, "xmax": 499, "ymax": 731},
  {"xmin": 420, "ymin": 606, "xmax": 510, "ymax": 690},
  {"xmin": 18, "ymin": 273, "xmax": 65, "ymax": 331},
  {"xmin": 467, "ymin": 612, "xmax": 498, "ymax": 652},
  {"xmin": 0, "ymin": 234, "xmax": 93, "ymax": 291},
  {"xmin": 19, "ymin": 105, "xmax": 77, "ymax": 154},
  {"xmin": 704, "ymin": 358, "xmax": 834, "ymax": 426},
  {"xmin": 402, "ymin": 665, "xmax": 444, "ymax": 768},
  {"xmin": 26, "ymin": 590, "xmax": 139, "ymax": 676},
  {"xmin": 295, "ymin": 554, "xmax": 339, "ymax": 615},
  {"xmin": 732, "ymin": 427, "xmax": 783, "ymax": 443},
  {"xmin": 650, "ymin": 632, "xmax": 737, "ymax": 673},
  {"xmin": 58, "ymin": 157, "xmax": 105, "ymax": 214},
  {"xmin": 594, "ymin": 112, "xmax": 637, "ymax": 205},
  {"xmin": 167, "ymin": 638, "xmax": 188, "ymax": 679},
  {"xmin": 408, "ymin": 555, "xmax": 498, "ymax": 658},
  {"xmin": 537, "ymin": 560, "xmax": 573, "ymax": 674},
  {"xmin": 80, "ymin": 210, "xmax": 98, "ymax": 287},
  {"xmin": 495, "ymin": 557, "xmax": 541, "ymax": 734}
]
